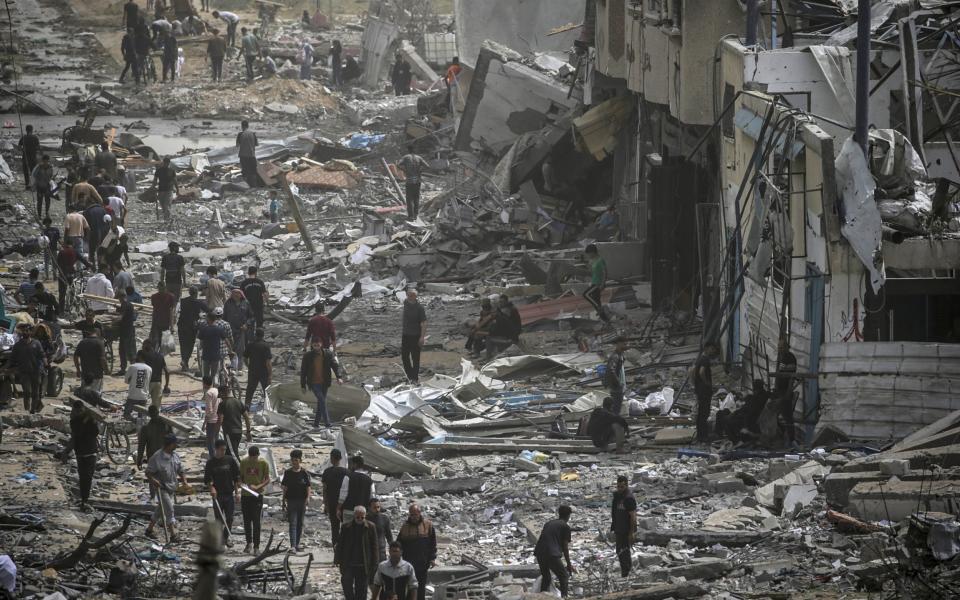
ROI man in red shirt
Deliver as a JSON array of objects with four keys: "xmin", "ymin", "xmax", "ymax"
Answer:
[
  {"xmin": 150, "ymin": 282, "xmax": 177, "ymax": 354},
  {"xmin": 303, "ymin": 302, "xmax": 336, "ymax": 351}
]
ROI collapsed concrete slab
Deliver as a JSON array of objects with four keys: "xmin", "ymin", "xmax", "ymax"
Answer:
[
  {"xmin": 848, "ymin": 480, "xmax": 960, "ymax": 522},
  {"xmin": 455, "ymin": 41, "xmax": 580, "ymax": 155}
]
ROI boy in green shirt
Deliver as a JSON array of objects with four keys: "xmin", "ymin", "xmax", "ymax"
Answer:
[
  {"xmin": 583, "ymin": 244, "xmax": 610, "ymax": 323},
  {"xmin": 239, "ymin": 445, "xmax": 270, "ymax": 554}
]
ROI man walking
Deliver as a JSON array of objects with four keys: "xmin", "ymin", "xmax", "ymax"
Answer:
[
  {"xmin": 322, "ymin": 448, "xmax": 348, "ymax": 549},
  {"xmin": 178, "ymin": 286, "xmax": 207, "ymax": 372},
  {"xmin": 611, "ymin": 475, "xmax": 637, "ymax": 577},
  {"xmin": 141, "ymin": 339, "xmax": 169, "ymax": 410},
  {"xmin": 74, "ymin": 328, "xmax": 108, "ymax": 393},
  {"xmin": 159, "ymin": 242, "xmax": 186, "ymax": 306},
  {"xmin": 240, "ymin": 445, "xmax": 270, "ymax": 554},
  {"xmin": 64, "ymin": 210, "xmax": 90, "ymax": 258},
  {"xmin": 161, "ymin": 32, "xmax": 178, "ymax": 82},
  {"xmin": 57, "ymin": 239, "xmax": 90, "ymax": 311},
  {"xmin": 396, "ymin": 503, "xmax": 437, "ymax": 600},
  {"xmin": 372, "ymin": 542, "xmax": 418, "ymax": 600},
  {"xmin": 10, "ymin": 324, "xmax": 44, "ymax": 414},
  {"xmin": 69, "ymin": 400, "xmax": 99, "ymax": 510},
  {"xmin": 338, "ymin": 454, "xmax": 374, "ymax": 518},
  {"xmin": 18, "ymin": 124, "xmax": 39, "ymax": 190},
  {"xmin": 397, "ymin": 147, "xmax": 429, "ymax": 220},
  {"xmin": 400, "ymin": 289, "xmax": 426, "ymax": 384},
  {"xmin": 240, "ymin": 27, "xmax": 259, "ymax": 82},
  {"xmin": 95, "ymin": 142, "xmax": 118, "ymax": 182},
  {"xmin": 304, "ymin": 302, "xmax": 336, "ymax": 350},
  {"xmin": 533, "ymin": 505, "xmax": 575, "ymax": 597},
  {"xmin": 206, "ymin": 28, "xmax": 227, "ymax": 82},
  {"xmin": 123, "ymin": 350, "xmax": 152, "ymax": 419},
  {"xmin": 583, "ymin": 244, "xmax": 610, "ymax": 323},
  {"xmin": 368, "ymin": 498, "xmax": 393, "ymax": 563},
  {"xmin": 145, "ymin": 433, "xmax": 188, "ymax": 541},
  {"xmin": 281, "ymin": 449, "xmax": 311, "ymax": 552},
  {"xmin": 152, "ymin": 157, "xmax": 178, "ymax": 221},
  {"xmin": 240, "ymin": 266, "xmax": 267, "ymax": 329},
  {"xmin": 197, "ymin": 312, "xmax": 231, "ymax": 384},
  {"xmin": 150, "ymin": 282, "xmax": 176, "ymax": 351},
  {"xmin": 120, "ymin": 28, "xmax": 139, "ymax": 83},
  {"xmin": 218, "ymin": 389, "xmax": 251, "ymax": 460},
  {"xmin": 136, "ymin": 404, "xmax": 171, "ymax": 472},
  {"xmin": 116, "ymin": 291, "xmax": 137, "ymax": 374},
  {"xmin": 300, "ymin": 339, "xmax": 343, "ymax": 429},
  {"xmin": 236, "ymin": 120, "xmax": 259, "ymax": 188},
  {"xmin": 204, "ymin": 439, "xmax": 240, "ymax": 546},
  {"xmin": 32, "ymin": 155, "xmax": 54, "ymax": 218},
  {"xmin": 244, "ymin": 328, "xmax": 271, "ymax": 408},
  {"xmin": 604, "ymin": 336, "xmax": 627, "ymax": 416},
  {"xmin": 223, "ymin": 288, "xmax": 252, "ymax": 367},
  {"xmin": 201, "ymin": 375, "xmax": 220, "ymax": 455},
  {"xmin": 692, "ymin": 342, "xmax": 718, "ymax": 443},
  {"xmin": 335, "ymin": 505, "xmax": 379, "ymax": 600}
]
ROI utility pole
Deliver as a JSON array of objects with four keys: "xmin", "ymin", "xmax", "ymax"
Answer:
[{"xmin": 855, "ymin": 0, "xmax": 870, "ymax": 156}]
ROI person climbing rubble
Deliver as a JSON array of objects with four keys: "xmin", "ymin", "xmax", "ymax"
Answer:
[{"xmin": 533, "ymin": 505, "xmax": 574, "ymax": 597}]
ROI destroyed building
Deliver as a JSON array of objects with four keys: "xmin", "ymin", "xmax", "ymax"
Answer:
[{"xmin": 1, "ymin": 0, "xmax": 960, "ymax": 599}]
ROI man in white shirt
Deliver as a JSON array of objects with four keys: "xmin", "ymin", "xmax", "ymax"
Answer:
[
  {"xmin": 212, "ymin": 10, "xmax": 239, "ymax": 47},
  {"xmin": 107, "ymin": 195, "xmax": 125, "ymax": 225},
  {"xmin": 86, "ymin": 267, "xmax": 115, "ymax": 313},
  {"xmin": 123, "ymin": 351, "xmax": 153, "ymax": 419}
]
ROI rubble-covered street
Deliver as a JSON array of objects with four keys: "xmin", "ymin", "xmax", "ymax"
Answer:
[{"xmin": 2, "ymin": 0, "xmax": 960, "ymax": 599}]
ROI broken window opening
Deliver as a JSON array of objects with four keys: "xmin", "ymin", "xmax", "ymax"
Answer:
[{"xmin": 863, "ymin": 274, "xmax": 960, "ymax": 343}]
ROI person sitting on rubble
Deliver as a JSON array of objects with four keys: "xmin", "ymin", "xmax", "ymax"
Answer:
[
  {"xmin": 465, "ymin": 298, "xmax": 494, "ymax": 357},
  {"xmin": 716, "ymin": 378, "xmax": 770, "ymax": 445},
  {"xmin": 594, "ymin": 205, "xmax": 620, "ymax": 241},
  {"xmin": 342, "ymin": 55, "xmax": 361, "ymax": 83},
  {"xmin": 485, "ymin": 295, "xmax": 522, "ymax": 360},
  {"xmin": 585, "ymin": 396, "xmax": 630, "ymax": 452},
  {"xmin": 261, "ymin": 50, "xmax": 277, "ymax": 78}
]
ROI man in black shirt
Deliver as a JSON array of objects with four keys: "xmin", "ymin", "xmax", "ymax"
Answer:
[
  {"xmin": 73, "ymin": 309, "xmax": 104, "ymax": 338},
  {"xmin": 120, "ymin": 28, "xmax": 139, "ymax": 84},
  {"xmin": 400, "ymin": 289, "xmax": 426, "ymax": 384},
  {"xmin": 244, "ymin": 328, "xmax": 272, "ymax": 408},
  {"xmin": 33, "ymin": 282, "xmax": 59, "ymax": 323},
  {"xmin": 240, "ymin": 266, "xmax": 268, "ymax": 329},
  {"xmin": 159, "ymin": 242, "xmax": 186, "ymax": 305},
  {"xmin": 367, "ymin": 498, "xmax": 393, "ymax": 562},
  {"xmin": 775, "ymin": 337, "xmax": 798, "ymax": 446},
  {"xmin": 586, "ymin": 397, "xmax": 629, "ymax": 452},
  {"xmin": 335, "ymin": 505, "xmax": 379, "ymax": 600},
  {"xmin": 152, "ymin": 157, "xmax": 179, "ymax": 221},
  {"xmin": 83, "ymin": 202, "xmax": 107, "ymax": 266},
  {"xmin": 18, "ymin": 124, "xmax": 39, "ymax": 189},
  {"xmin": 10, "ymin": 324, "xmax": 45, "ymax": 413},
  {"xmin": 218, "ymin": 391, "xmax": 251, "ymax": 461},
  {"xmin": 322, "ymin": 448, "xmax": 349, "ymax": 549},
  {"xmin": 116, "ymin": 291, "xmax": 137, "ymax": 374},
  {"xmin": 122, "ymin": 0, "xmax": 139, "ymax": 29},
  {"xmin": 692, "ymin": 343, "xmax": 718, "ymax": 443},
  {"xmin": 69, "ymin": 400, "xmax": 100, "ymax": 510},
  {"xmin": 204, "ymin": 439, "xmax": 240, "ymax": 546},
  {"xmin": 486, "ymin": 294, "xmax": 522, "ymax": 359},
  {"xmin": 534, "ymin": 505, "xmax": 575, "ymax": 597},
  {"xmin": 281, "ymin": 449, "xmax": 311, "ymax": 552},
  {"xmin": 141, "ymin": 339, "xmax": 170, "ymax": 409},
  {"xmin": 611, "ymin": 475, "xmax": 637, "ymax": 576},
  {"xmin": 74, "ymin": 329, "xmax": 108, "ymax": 393},
  {"xmin": 338, "ymin": 454, "xmax": 374, "ymax": 519},
  {"xmin": 177, "ymin": 286, "xmax": 207, "ymax": 372}
]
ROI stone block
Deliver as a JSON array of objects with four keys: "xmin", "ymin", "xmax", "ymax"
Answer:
[
  {"xmin": 767, "ymin": 459, "xmax": 805, "ymax": 481},
  {"xmin": 879, "ymin": 459, "xmax": 910, "ymax": 477},
  {"xmin": 824, "ymin": 472, "xmax": 888, "ymax": 508},
  {"xmin": 848, "ymin": 480, "xmax": 960, "ymax": 522},
  {"xmin": 782, "ymin": 484, "xmax": 819, "ymax": 518},
  {"xmin": 653, "ymin": 427, "xmax": 696, "ymax": 445}
]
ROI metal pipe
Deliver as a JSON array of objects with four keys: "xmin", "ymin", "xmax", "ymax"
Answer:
[
  {"xmin": 746, "ymin": 0, "xmax": 760, "ymax": 45},
  {"xmin": 855, "ymin": 0, "xmax": 871, "ymax": 156},
  {"xmin": 882, "ymin": 226, "xmax": 905, "ymax": 244}
]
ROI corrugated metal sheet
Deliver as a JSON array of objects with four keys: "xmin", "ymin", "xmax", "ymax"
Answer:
[{"xmin": 818, "ymin": 342, "xmax": 960, "ymax": 440}]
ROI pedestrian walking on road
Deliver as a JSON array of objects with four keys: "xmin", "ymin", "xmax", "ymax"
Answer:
[
  {"xmin": 244, "ymin": 328, "xmax": 272, "ymax": 407},
  {"xmin": 338, "ymin": 454, "xmax": 374, "ymax": 519},
  {"xmin": 300, "ymin": 339, "xmax": 343, "ymax": 428},
  {"xmin": 17, "ymin": 124, "xmax": 39, "ymax": 190},
  {"xmin": 204, "ymin": 439, "xmax": 240, "ymax": 546},
  {"xmin": 206, "ymin": 28, "xmax": 226, "ymax": 82},
  {"xmin": 322, "ymin": 448, "xmax": 348, "ymax": 549},
  {"xmin": 239, "ymin": 445, "xmax": 270, "ymax": 554},
  {"xmin": 336, "ymin": 505, "xmax": 379, "ymax": 600},
  {"xmin": 533, "ymin": 505, "xmax": 575, "ymax": 597},
  {"xmin": 32, "ymin": 156, "xmax": 54, "ymax": 218},
  {"xmin": 9, "ymin": 323, "xmax": 44, "ymax": 413},
  {"xmin": 152, "ymin": 157, "xmax": 178, "ymax": 221},
  {"xmin": 161, "ymin": 32, "xmax": 178, "ymax": 82},
  {"xmin": 372, "ymin": 542, "xmax": 418, "ymax": 600},
  {"xmin": 400, "ymin": 289, "xmax": 426, "ymax": 384},
  {"xmin": 281, "ymin": 449, "xmax": 311, "ymax": 552},
  {"xmin": 240, "ymin": 27, "xmax": 259, "ymax": 82},
  {"xmin": 236, "ymin": 120, "xmax": 259, "ymax": 188},
  {"xmin": 396, "ymin": 503, "xmax": 437, "ymax": 600},
  {"xmin": 159, "ymin": 241, "xmax": 186, "ymax": 305},
  {"xmin": 69, "ymin": 400, "xmax": 99, "ymax": 510},
  {"xmin": 178, "ymin": 286, "xmax": 208, "ymax": 372},
  {"xmin": 397, "ymin": 147, "xmax": 429, "ymax": 220},
  {"xmin": 304, "ymin": 301, "xmax": 336, "ymax": 350},
  {"xmin": 368, "ymin": 497, "xmax": 394, "ymax": 562},
  {"xmin": 145, "ymin": 433, "xmax": 187, "ymax": 541}
]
